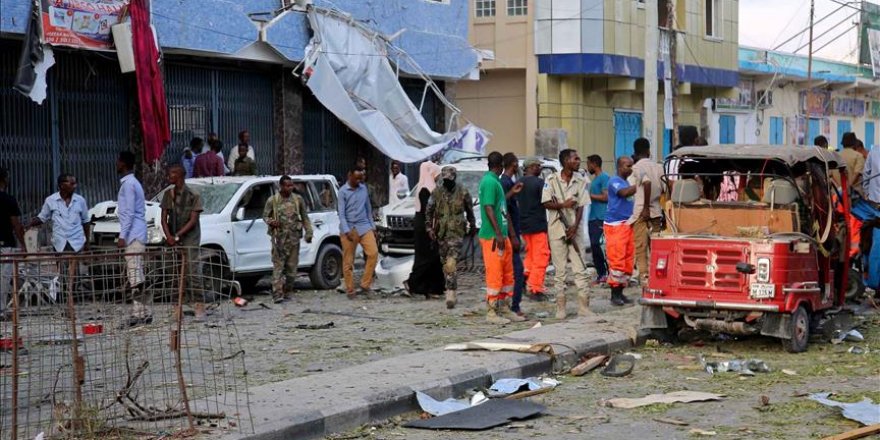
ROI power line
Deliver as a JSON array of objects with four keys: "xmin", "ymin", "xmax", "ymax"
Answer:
[
  {"xmin": 792, "ymin": 10, "xmax": 859, "ymax": 53},
  {"xmin": 774, "ymin": 2, "xmax": 845, "ymax": 50}
]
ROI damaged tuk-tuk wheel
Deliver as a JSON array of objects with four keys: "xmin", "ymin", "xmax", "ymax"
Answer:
[{"xmin": 783, "ymin": 305, "xmax": 810, "ymax": 353}]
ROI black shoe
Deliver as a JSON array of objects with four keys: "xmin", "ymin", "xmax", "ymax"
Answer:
[
  {"xmin": 621, "ymin": 294, "xmax": 634, "ymax": 304},
  {"xmin": 272, "ymin": 296, "xmax": 285, "ymax": 304},
  {"xmin": 610, "ymin": 287, "xmax": 625, "ymax": 306},
  {"xmin": 119, "ymin": 315, "xmax": 153, "ymax": 329}
]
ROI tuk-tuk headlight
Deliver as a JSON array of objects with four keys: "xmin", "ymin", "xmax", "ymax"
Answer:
[{"xmin": 756, "ymin": 258, "xmax": 771, "ymax": 282}]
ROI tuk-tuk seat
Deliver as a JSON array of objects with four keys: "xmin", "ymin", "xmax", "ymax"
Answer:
[
  {"xmin": 671, "ymin": 179, "xmax": 701, "ymax": 204},
  {"xmin": 762, "ymin": 179, "xmax": 798, "ymax": 206}
]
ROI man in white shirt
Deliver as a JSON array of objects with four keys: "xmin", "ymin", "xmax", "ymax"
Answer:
[
  {"xmin": 388, "ymin": 160, "xmax": 409, "ymax": 203},
  {"xmin": 628, "ymin": 138, "xmax": 665, "ymax": 283},
  {"xmin": 227, "ymin": 130, "xmax": 256, "ymax": 173}
]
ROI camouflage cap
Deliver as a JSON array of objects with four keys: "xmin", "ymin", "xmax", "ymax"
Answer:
[
  {"xmin": 522, "ymin": 157, "xmax": 542, "ymax": 168},
  {"xmin": 441, "ymin": 166, "xmax": 457, "ymax": 180}
]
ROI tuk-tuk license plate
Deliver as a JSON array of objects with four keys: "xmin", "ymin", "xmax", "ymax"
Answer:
[{"xmin": 750, "ymin": 283, "xmax": 775, "ymax": 299}]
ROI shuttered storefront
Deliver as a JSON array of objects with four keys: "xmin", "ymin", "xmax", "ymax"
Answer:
[
  {"xmin": 0, "ymin": 40, "xmax": 129, "ymax": 218},
  {"xmin": 163, "ymin": 63, "xmax": 275, "ymax": 173}
]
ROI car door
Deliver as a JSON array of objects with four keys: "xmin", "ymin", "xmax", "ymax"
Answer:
[
  {"xmin": 300, "ymin": 178, "xmax": 339, "ymax": 266},
  {"xmin": 231, "ymin": 182, "xmax": 275, "ymax": 273}
]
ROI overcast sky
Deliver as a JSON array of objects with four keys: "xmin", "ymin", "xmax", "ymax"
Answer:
[{"xmin": 739, "ymin": 0, "xmax": 875, "ymax": 63}]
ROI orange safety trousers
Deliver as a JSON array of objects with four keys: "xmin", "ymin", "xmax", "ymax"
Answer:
[
  {"xmin": 604, "ymin": 222, "xmax": 634, "ymax": 288},
  {"xmin": 480, "ymin": 237, "xmax": 514, "ymax": 301},
  {"xmin": 522, "ymin": 232, "xmax": 550, "ymax": 293}
]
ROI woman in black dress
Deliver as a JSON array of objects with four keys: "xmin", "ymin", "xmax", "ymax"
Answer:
[{"xmin": 405, "ymin": 162, "xmax": 444, "ymax": 298}]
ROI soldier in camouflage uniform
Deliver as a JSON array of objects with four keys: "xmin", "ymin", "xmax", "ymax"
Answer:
[
  {"xmin": 426, "ymin": 166, "xmax": 476, "ymax": 309},
  {"xmin": 263, "ymin": 175, "xmax": 313, "ymax": 303}
]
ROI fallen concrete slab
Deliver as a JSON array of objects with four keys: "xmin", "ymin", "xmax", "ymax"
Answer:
[{"xmin": 227, "ymin": 317, "xmax": 635, "ymax": 440}]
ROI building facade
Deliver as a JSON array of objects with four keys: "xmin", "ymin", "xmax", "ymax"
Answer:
[
  {"xmin": 0, "ymin": 0, "xmax": 477, "ymax": 216},
  {"xmin": 708, "ymin": 47, "xmax": 880, "ymax": 149},
  {"xmin": 534, "ymin": 0, "xmax": 739, "ymax": 161},
  {"xmin": 456, "ymin": 0, "xmax": 538, "ymax": 155}
]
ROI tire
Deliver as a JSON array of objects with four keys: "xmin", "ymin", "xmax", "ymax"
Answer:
[
  {"xmin": 310, "ymin": 243, "xmax": 342, "ymax": 290},
  {"xmin": 845, "ymin": 268, "xmax": 866, "ymax": 302},
  {"xmin": 783, "ymin": 305, "xmax": 810, "ymax": 353},
  {"xmin": 200, "ymin": 249, "xmax": 230, "ymax": 302}
]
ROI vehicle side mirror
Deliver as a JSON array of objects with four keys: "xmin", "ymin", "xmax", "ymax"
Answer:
[
  {"xmin": 235, "ymin": 207, "xmax": 246, "ymax": 221},
  {"xmin": 396, "ymin": 189, "xmax": 408, "ymax": 200}
]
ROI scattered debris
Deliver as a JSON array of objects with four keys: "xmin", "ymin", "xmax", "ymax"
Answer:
[
  {"xmin": 601, "ymin": 354, "xmax": 636, "ymax": 378},
  {"xmin": 415, "ymin": 391, "xmax": 470, "ymax": 416},
  {"xmin": 782, "ymin": 369, "xmax": 798, "ymax": 376},
  {"xmin": 531, "ymin": 322, "xmax": 542, "ymax": 329},
  {"xmin": 404, "ymin": 399, "xmax": 545, "ymax": 430},
  {"xmin": 233, "ymin": 297, "xmax": 248, "ymax": 307},
  {"xmin": 759, "ymin": 395, "xmax": 770, "ymax": 406},
  {"xmin": 287, "ymin": 349, "xmax": 301, "ymax": 355},
  {"xmin": 470, "ymin": 392, "xmax": 488, "ymax": 406},
  {"xmin": 653, "ymin": 417, "xmax": 689, "ymax": 426},
  {"xmin": 623, "ymin": 352, "xmax": 643, "ymax": 360},
  {"xmin": 605, "ymin": 391, "xmax": 724, "ymax": 409},
  {"xmin": 535, "ymin": 312, "xmax": 550, "ymax": 319},
  {"xmin": 832, "ymin": 329, "xmax": 865, "ymax": 344},
  {"xmin": 702, "ymin": 358, "xmax": 770, "ymax": 375},
  {"xmin": 296, "ymin": 322, "xmax": 335, "ymax": 330},
  {"xmin": 823, "ymin": 424, "xmax": 880, "ymax": 440},
  {"xmin": 489, "ymin": 377, "xmax": 558, "ymax": 397},
  {"xmin": 809, "ymin": 393, "xmax": 880, "ymax": 426},
  {"xmin": 571, "ymin": 355, "xmax": 609, "ymax": 377},
  {"xmin": 848, "ymin": 346, "xmax": 868, "ymax": 355},
  {"xmin": 443, "ymin": 342, "xmax": 555, "ymax": 355},
  {"xmin": 301, "ymin": 308, "xmax": 390, "ymax": 321},
  {"xmin": 689, "ymin": 428, "xmax": 717, "ymax": 436}
]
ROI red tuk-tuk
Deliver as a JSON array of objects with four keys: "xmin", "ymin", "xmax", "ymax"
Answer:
[{"xmin": 640, "ymin": 145, "xmax": 851, "ymax": 352}]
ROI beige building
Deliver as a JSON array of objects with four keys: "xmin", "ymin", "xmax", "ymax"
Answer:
[{"xmin": 456, "ymin": 0, "xmax": 538, "ymax": 156}]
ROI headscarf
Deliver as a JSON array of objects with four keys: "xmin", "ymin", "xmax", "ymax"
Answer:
[{"xmin": 414, "ymin": 161, "xmax": 442, "ymax": 212}]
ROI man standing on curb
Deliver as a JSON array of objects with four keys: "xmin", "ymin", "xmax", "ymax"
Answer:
[
  {"xmin": 116, "ymin": 151, "xmax": 150, "ymax": 327},
  {"xmin": 629, "ymin": 138, "xmax": 665, "ymax": 284},
  {"xmin": 587, "ymin": 155, "xmax": 610, "ymax": 285},
  {"xmin": 542, "ymin": 149, "xmax": 592, "ymax": 319},
  {"xmin": 518, "ymin": 158, "xmax": 550, "ymax": 300},
  {"xmin": 1, "ymin": 168, "xmax": 27, "ymax": 313},
  {"xmin": 264, "ymin": 175, "xmax": 313, "ymax": 303},
  {"xmin": 500, "ymin": 153, "xmax": 526, "ymax": 318},
  {"xmin": 338, "ymin": 168, "xmax": 378, "ymax": 299},
  {"xmin": 160, "ymin": 165, "xmax": 206, "ymax": 320},
  {"xmin": 479, "ymin": 152, "xmax": 525, "ymax": 324},
  {"xmin": 606, "ymin": 157, "xmax": 637, "ymax": 306},
  {"xmin": 426, "ymin": 166, "xmax": 475, "ymax": 309}
]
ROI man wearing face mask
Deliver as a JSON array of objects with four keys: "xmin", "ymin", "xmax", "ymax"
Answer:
[{"xmin": 426, "ymin": 166, "xmax": 476, "ymax": 309}]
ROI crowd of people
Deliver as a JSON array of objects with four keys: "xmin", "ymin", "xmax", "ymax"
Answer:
[{"xmin": 182, "ymin": 130, "xmax": 257, "ymax": 178}]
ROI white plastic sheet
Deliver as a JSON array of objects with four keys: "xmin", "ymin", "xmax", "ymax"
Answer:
[{"xmin": 303, "ymin": 10, "xmax": 489, "ymax": 163}]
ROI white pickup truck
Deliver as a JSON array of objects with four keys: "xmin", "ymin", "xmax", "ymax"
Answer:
[{"xmin": 88, "ymin": 175, "xmax": 343, "ymax": 290}]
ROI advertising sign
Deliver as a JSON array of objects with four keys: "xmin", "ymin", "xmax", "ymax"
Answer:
[
  {"xmin": 832, "ymin": 98, "xmax": 866, "ymax": 117},
  {"xmin": 41, "ymin": 0, "xmax": 128, "ymax": 50}
]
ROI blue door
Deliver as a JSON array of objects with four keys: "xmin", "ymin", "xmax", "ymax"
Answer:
[
  {"xmin": 719, "ymin": 115, "xmax": 736, "ymax": 144},
  {"xmin": 808, "ymin": 118, "xmax": 821, "ymax": 145},
  {"xmin": 769, "ymin": 117, "xmax": 784, "ymax": 145},
  {"xmin": 614, "ymin": 111, "xmax": 643, "ymax": 159},
  {"xmin": 837, "ymin": 119, "xmax": 852, "ymax": 149},
  {"xmin": 865, "ymin": 121, "xmax": 875, "ymax": 151}
]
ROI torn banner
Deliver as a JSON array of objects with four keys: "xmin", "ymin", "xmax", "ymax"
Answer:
[
  {"xmin": 14, "ymin": 0, "xmax": 55, "ymax": 105},
  {"xmin": 303, "ymin": 9, "xmax": 488, "ymax": 163}
]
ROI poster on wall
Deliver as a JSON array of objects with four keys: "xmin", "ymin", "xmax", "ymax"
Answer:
[
  {"xmin": 787, "ymin": 116, "xmax": 804, "ymax": 145},
  {"xmin": 40, "ymin": 0, "xmax": 129, "ymax": 50}
]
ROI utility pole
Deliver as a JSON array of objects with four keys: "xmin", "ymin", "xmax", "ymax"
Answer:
[
  {"xmin": 644, "ymin": 0, "xmax": 659, "ymax": 158},
  {"xmin": 667, "ymin": 0, "xmax": 678, "ymax": 149},
  {"xmin": 805, "ymin": 0, "xmax": 815, "ymax": 146}
]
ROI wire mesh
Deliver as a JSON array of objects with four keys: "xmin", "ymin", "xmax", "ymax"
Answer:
[{"xmin": 0, "ymin": 247, "xmax": 252, "ymax": 439}]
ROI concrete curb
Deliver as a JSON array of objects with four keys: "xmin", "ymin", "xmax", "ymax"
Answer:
[{"xmin": 232, "ymin": 318, "xmax": 635, "ymax": 440}]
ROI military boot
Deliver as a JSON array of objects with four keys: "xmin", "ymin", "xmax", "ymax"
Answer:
[
  {"xmin": 577, "ymin": 292, "xmax": 594, "ymax": 317},
  {"xmin": 486, "ymin": 299, "xmax": 511, "ymax": 325},
  {"xmin": 555, "ymin": 294, "xmax": 567, "ymax": 320},
  {"xmin": 498, "ymin": 297, "xmax": 526, "ymax": 322},
  {"xmin": 445, "ymin": 290, "xmax": 457, "ymax": 309}
]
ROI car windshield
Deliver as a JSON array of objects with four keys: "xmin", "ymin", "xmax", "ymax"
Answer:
[
  {"xmin": 153, "ymin": 182, "xmax": 242, "ymax": 214},
  {"xmin": 456, "ymin": 170, "xmax": 484, "ymax": 201}
]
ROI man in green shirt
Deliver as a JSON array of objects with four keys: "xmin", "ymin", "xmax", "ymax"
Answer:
[{"xmin": 479, "ymin": 152, "xmax": 524, "ymax": 324}]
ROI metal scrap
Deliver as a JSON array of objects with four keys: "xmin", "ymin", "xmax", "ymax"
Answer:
[{"xmin": 809, "ymin": 393, "xmax": 880, "ymax": 426}]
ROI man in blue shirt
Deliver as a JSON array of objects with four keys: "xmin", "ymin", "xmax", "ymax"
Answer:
[
  {"xmin": 338, "ymin": 168, "xmax": 378, "ymax": 298},
  {"xmin": 29, "ymin": 173, "xmax": 91, "ymax": 253},
  {"xmin": 587, "ymin": 155, "xmax": 610, "ymax": 285},
  {"xmin": 116, "ymin": 151, "xmax": 150, "ymax": 327},
  {"xmin": 604, "ymin": 156, "xmax": 637, "ymax": 306},
  {"xmin": 181, "ymin": 137, "xmax": 203, "ymax": 179}
]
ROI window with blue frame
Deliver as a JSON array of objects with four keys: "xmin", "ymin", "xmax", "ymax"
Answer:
[{"xmin": 769, "ymin": 117, "xmax": 783, "ymax": 145}]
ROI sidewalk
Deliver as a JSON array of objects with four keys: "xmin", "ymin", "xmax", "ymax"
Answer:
[{"xmin": 230, "ymin": 316, "xmax": 639, "ymax": 440}]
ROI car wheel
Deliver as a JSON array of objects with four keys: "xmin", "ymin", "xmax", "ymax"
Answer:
[
  {"xmin": 845, "ymin": 268, "xmax": 866, "ymax": 302},
  {"xmin": 199, "ymin": 249, "xmax": 230, "ymax": 302},
  {"xmin": 782, "ymin": 305, "xmax": 810, "ymax": 353},
  {"xmin": 310, "ymin": 243, "xmax": 342, "ymax": 290}
]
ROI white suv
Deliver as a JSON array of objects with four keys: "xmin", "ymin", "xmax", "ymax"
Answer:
[{"xmin": 89, "ymin": 175, "xmax": 343, "ymax": 289}]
